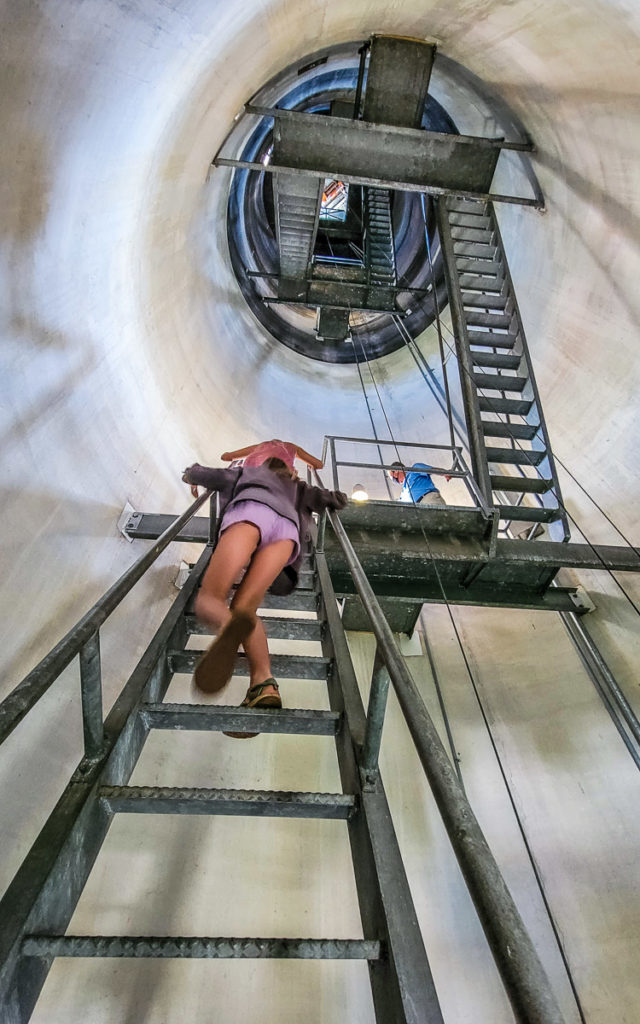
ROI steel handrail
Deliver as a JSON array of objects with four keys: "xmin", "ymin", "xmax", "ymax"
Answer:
[
  {"xmin": 0, "ymin": 491, "xmax": 211, "ymax": 746},
  {"xmin": 321, "ymin": 496, "xmax": 565, "ymax": 1024}
]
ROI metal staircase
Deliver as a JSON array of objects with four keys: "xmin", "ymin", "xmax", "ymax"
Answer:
[
  {"xmin": 0, "ymin": 510, "xmax": 442, "ymax": 1024},
  {"xmin": 437, "ymin": 197, "xmax": 570, "ymax": 540},
  {"xmin": 364, "ymin": 186, "xmax": 397, "ymax": 308}
]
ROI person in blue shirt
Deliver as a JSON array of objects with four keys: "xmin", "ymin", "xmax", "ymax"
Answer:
[{"xmin": 388, "ymin": 461, "xmax": 447, "ymax": 506}]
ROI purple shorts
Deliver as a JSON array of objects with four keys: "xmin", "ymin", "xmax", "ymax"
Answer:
[{"xmin": 220, "ymin": 500, "xmax": 300, "ymax": 566}]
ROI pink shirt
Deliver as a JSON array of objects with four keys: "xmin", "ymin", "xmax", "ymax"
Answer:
[{"xmin": 241, "ymin": 440, "xmax": 298, "ymax": 469}]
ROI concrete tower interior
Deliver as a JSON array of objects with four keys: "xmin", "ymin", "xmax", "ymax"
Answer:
[{"xmin": 1, "ymin": 1, "xmax": 639, "ymax": 1022}]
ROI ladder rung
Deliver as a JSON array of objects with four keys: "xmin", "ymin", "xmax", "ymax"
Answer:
[
  {"xmin": 498, "ymin": 505, "xmax": 562, "ymax": 523},
  {"xmin": 459, "ymin": 274, "xmax": 503, "ymax": 292},
  {"xmin": 462, "ymin": 293, "xmax": 507, "ymax": 310},
  {"xmin": 140, "ymin": 703, "xmax": 341, "ymax": 736},
  {"xmin": 450, "ymin": 227, "xmax": 494, "ymax": 244},
  {"xmin": 468, "ymin": 331, "xmax": 516, "ymax": 349},
  {"xmin": 474, "ymin": 372, "xmax": 528, "ymax": 392},
  {"xmin": 454, "ymin": 241, "xmax": 498, "ymax": 258},
  {"xmin": 260, "ymin": 591, "xmax": 317, "ymax": 611},
  {"xmin": 485, "ymin": 447, "xmax": 546, "ymax": 466},
  {"xmin": 447, "ymin": 200, "xmax": 487, "ymax": 215},
  {"xmin": 491, "ymin": 475, "xmax": 553, "ymax": 494},
  {"xmin": 184, "ymin": 614, "xmax": 322, "ymax": 641},
  {"xmin": 449, "ymin": 213, "xmax": 491, "ymax": 230},
  {"xmin": 479, "ymin": 396, "xmax": 533, "ymax": 415},
  {"xmin": 168, "ymin": 650, "xmax": 330, "ymax": 679},
  {"xmin": 465, "ymin": 311, "xmax": 513, "ymax": 329},
  {"xmin": 456, "ymin": 259, "xmax": 503, "ymax": 275},
  {"xmin": 23, "ymin": 935, "xmax": 380, "ymax": 960},
  {"xmin": 471, "ymin": 351, "xmax": 520, "ymax": 370},
  {"xmin": 99, "ymin": 786, "xmax": 355, "ymax": 819},
  {"xmin": 481, "ymin": 420, "xmax": 539, "ymax": 440}
]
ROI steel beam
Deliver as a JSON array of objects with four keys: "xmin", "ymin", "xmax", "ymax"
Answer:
[{"xmin": 215, "ymin": 157, "xmax": 541, "ymax": 207}]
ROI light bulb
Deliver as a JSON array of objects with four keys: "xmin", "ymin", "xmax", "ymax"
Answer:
[{"xmin": 351, "ymin": 483, "xmax": 369, "ymax": 502}]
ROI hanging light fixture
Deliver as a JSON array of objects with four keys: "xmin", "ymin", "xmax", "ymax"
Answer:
[{"xmin": 351, "ymin": 483, "xmax": 369, "ymax": 502}]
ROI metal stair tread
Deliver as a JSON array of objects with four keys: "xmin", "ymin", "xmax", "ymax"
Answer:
[
  {"xmin": 140, "ymin": 702, "xmax": 341, "ymax": 735},
  {"xmin": 471, "ymin": 351, "xmax": 521, "ymax": 369},
  {"xmin": 98, "ymin": 785, "xmax": 356, "ymax": 819},
  {"xmin": 23, "ymin": 935, "xmax": 381, "ymax": 960},
  {"xmin": 468, "ymin": 331, "xmax": 517, "ymax": 349},
  {"xmin": 465, "ymin": 311, "xmax": 513, "ymax": 329},
  {"xmin": 478, "ymin": 396, "xmax": 533, "ymax": 414},
  {"xmin": 473, "ymin": 372, "xmax": 528, "ymax": 392},
  {"xmin": 184, "ymin": 613, "xmax": 321, "ymax": 641},
  {"xmin": 481, "ymin": 420, "xmax": 539, "ymax": 440},
  {"xmin": 497, "ymin": 504, "xmax": 562, "ymax": 523},
  {"xmin": 485, "ymin": 447, "xmax": 546, "ymax": 466},
  {"xmin": 168, "ymin": 650, "xmax": 331, "ymax": 679},
  {"xmin": 490, "ymin": 474, "xmax": 553, "ymax": 493}
]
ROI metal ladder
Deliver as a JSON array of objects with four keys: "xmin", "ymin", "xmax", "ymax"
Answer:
[
  {"xmin": 364, "ymin": 187, "xmax": 397, "ymax": 308},
  {"xmin": 437, "ymin": 197, "xmax": 569, "ymax": 540},
  {"xmin": 0, "ymin": 531, "xmax": 442, "ymax": 1024}
]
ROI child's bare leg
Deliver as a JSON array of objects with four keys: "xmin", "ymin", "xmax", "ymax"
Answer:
[
  {"xmin": 194, "ymin": 522, "xmax": 260, "ymax": 628},
  {"xmin": 231, "ymin": 539, "xmax": 295, "ymax": 692}
]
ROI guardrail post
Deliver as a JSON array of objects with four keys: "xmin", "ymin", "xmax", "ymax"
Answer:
[
  {"xmin": 361, "ymin": 645, "xmax": 390, "ymax": 788},
  {"xmin": 79, "ymin": 631, "xmax": 104, "ymax": 759}
]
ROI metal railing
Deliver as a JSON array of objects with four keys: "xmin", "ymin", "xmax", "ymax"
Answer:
[
  {"xmin": 316, "ymin": 481, "xmax": 565, "ymax": 1024},
  {"xmin": 0, "ymin": 491, "xmax": 213, "ymax": 754},
  {"xmin": 321, "ymin": 435, "xmax": 492, "ymax": 515}
]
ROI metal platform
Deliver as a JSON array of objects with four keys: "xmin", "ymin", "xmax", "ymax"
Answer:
[{"xmin": 124, "ymin": 504, "xmax": 640, "ymax": 627}]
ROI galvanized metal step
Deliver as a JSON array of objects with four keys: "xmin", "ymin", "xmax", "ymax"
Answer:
[
  {"xmin": 99, "ymin": 786, "xmax": 355, "ymax": 819},
  {"xmin": 456, "ymin": 259, "xmax": 503, "ymax": 275},
  {"xmin": 449, "ymin": 213, "xmax": 491, "ymax": 231},
  {"xmin": 184, "ymin": 614, "xmax": 322, "ymax": 642},
  {"xmin": 471, "ymin": 351, "xmax": 521, "ymax": 370},
  {"xmin": 451, "ymin": 226, "xmax": 495, "ymax": 244},
  {"xmin": 459, "ymin": 274, "xmax": 504, "ymax": 292},
  {"xmin": 498, "ymin": 504, "xmax": 562, "ymax": 523},
  {"xmin": 454, "ymin": 241, "xmax": 498, "ymax": 259},
  {"xmin": 23, "ymin": 935, "xmax": 381, "ymax": 960},
  {"xmin": 467, "ymin": 330, "xmax": 516, "ymax": 349},
  {"xmin": 465, "ymin": 310, "xmax": 513, "ymax": 329},
  {"xmin": 491, "ymin": 475, "xmax": 553, "ymax": 494},
  {"xmin": 447, "ymin": 200, "xmax": 488, "ymax": 216},
  {"xmin": 485, "ymin": 447, "xmax": 546, "ymax": 466},
  {"xmin": 462, "ymin": 293, "xmax": 507, "ymax": 310},
  {"xmin": 481, "ymin": 420, "xmax": 540, "ymax": 440},
  {"xmin": 140, "ymin": 702, "xmax": 341, "ymax": 736},
  {"xmin": 168, "ymin": 650, "xmax": 331, "ymax": 679},
  {"xmin": 473, "ymin": 372, "xmax": 528, "ymax": 392},
  {"xmin": 260, "ymin": 591, "xmax": 317, "ymax": 612},
  {"xmin": 478, "ymin": 396, "xmax": 533, "ymax": 415}
]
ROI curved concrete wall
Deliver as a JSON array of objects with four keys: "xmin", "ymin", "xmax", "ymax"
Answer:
[{"xmin": 1, "ymin": 1, "xmax": 639, "ymax": 1021}]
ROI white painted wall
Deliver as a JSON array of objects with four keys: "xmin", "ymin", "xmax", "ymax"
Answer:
[{"xmin": 1, "ymin": 0, "xmax": 639, "ymax": 1021}]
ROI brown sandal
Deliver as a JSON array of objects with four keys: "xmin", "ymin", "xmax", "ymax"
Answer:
[
  {"xmin": 193, "ymin": 610, "xmax": 256, "ymax": 694},
  {"xmin": 223, "ymin": 679, "xmax": 281, "ymax": 739}
]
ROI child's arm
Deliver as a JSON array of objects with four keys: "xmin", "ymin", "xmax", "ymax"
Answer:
[
  {"xmin": 220, "ymin": 444, "xmax": 259, "ymax": 461},
  {"xmin": 182, "ymin": 463, "xmax": 235, "ymax": 498},
  {"xmin": 300, "ymin": 482, "xmax": 348, "ymax": 513}
]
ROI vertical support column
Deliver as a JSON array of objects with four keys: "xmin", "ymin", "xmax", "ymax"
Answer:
[
  {"xmin": 79, "ymin": 631, "xmax": 103, "ymax": 759},
  {"xmin": 435, "ymin": 198, "xmax": 493, "ymax": 503},
  {"xmin": 208, "ymin": 493, "xmax": 218, "ymax": 546}
]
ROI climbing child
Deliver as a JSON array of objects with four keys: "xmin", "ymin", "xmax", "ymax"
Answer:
[{"xmin": 181, "ymin": 457, "xmax": 347, "ymax": 723}]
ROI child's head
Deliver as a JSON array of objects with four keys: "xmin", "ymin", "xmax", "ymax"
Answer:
[{"xmin": 264, "ymin": 456, "xmax": 298, "ymax": 479}]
